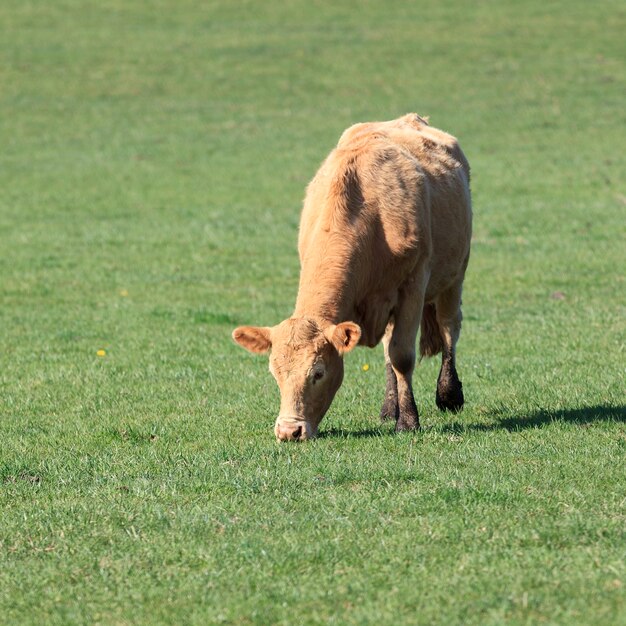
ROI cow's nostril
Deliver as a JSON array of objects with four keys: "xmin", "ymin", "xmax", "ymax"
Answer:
[{"xmin": 292, "ymin": 426, "xmax": 302, "ymax": 440}]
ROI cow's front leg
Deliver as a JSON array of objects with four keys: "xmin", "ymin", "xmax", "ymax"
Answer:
[
  {"xmin": 390, "ymin": 347, "xmax": 419, "ymax": 431},
  {"xmin": 380, "ymin": 324, "xmax": 398, "ymax": 422},
  {"xmin": 388, "ymin": 276, "xmax": 426, "ymax": 432}
]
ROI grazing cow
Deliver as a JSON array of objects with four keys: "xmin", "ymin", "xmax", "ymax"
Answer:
[{"xmin": 233, "ymin": 114, "xmax": 472, "ymax": 441}]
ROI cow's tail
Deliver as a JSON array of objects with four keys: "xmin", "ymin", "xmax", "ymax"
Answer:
[{"xmin": 419, "ymin": 303, "xmax": 444, "ymax": 359}]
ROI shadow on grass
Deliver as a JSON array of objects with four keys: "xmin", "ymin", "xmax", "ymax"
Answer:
[
  {"xmin": 440, "ymin": 404, "xmax": 625, "ymax": 434},
  {"xmin": 318, "ymin": 405, "xmax": 625, "ymax": 439},
  {"xmin": 317, "ymin": 426, "xmax": 393, "ymax": 440}
]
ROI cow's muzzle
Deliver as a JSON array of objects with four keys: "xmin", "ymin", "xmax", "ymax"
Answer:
[{"xmin": 275, "ymin": 418, "xmax": 314, "ymax": 441}]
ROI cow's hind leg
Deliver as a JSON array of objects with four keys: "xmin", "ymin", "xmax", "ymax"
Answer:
[
  {"xmin": 435, "ymin": 281, "xmax": 464, "ymax": 412},
  {"xmin": 380, "ymin": 323, "xmax": 398, "ymax": 422},
  {"xmin": 388, "ymin": 271, "xmax": 428, "ymax": 432}
]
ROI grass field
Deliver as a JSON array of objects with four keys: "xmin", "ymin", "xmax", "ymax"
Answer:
[{"xmin": 1, "ymin": 1, "xmax": 625, "ymax": 624}]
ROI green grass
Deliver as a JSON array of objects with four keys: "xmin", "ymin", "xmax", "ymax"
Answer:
[{"xmin": 1, "ymin": 1, "xmax": 625, "ymax": 624}]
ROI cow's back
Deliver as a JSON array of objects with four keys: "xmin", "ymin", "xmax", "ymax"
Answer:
[
  {"xmin": 334, "ymin": 114, "xmax": 471, "ymax": 297},
  {"xmin": 296, "ymin": 114, "xmax": 472, "ymax": 344}
]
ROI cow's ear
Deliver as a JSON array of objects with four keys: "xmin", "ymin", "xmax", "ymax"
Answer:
[
  {"xmin": 326, "ymin": 322, "xmax": 361, "ymax": 354},
  {"xmin": 232, "ymin": 326, "xmax": 272, "ymax": 354}
]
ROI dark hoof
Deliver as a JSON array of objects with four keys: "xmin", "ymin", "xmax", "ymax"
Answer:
[
  {"xmin": 395, "ymin": 388, "xmax": 420, "ymax": 431},
  {"xmin": 395, "ymin": 418, "xmax": 420, "ymax": 432},
  {"xmin": 436, "ymin": 384, "xmax": 464, "ymax": 412},
  {"xmin": 379, "ymin": 400, "xmax": 398, "ymax": 422}
]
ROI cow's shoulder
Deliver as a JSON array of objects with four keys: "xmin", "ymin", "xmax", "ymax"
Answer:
[{"xmin": 395, "ymin": 114, "xmax": 469, "ymax": 179}]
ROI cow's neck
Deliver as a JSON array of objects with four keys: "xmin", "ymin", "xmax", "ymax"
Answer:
[
  {"xmin": 292, "ymin": 221, "xmax": 359, "ymax": 326},
  {"xmin": 293, "ymin": 267, "xmax": 354, "ymax": 326}
]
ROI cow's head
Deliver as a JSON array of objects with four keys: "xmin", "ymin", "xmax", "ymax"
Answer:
[{"xmin": 232, "ymin": 317, "xmax": 361, "ymax": 441}]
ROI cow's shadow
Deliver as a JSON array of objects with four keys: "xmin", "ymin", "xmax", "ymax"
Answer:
[
  {"xmin": 318, "ymin": 404, "xmax": 625, "ymax": 439},
  {"xmin": 318, "ymin": 426, "xmax": 390, "ymax": 439},
  {"xmin": 440, "ymin": 404, "xmax": 625, "ymax": 434}
]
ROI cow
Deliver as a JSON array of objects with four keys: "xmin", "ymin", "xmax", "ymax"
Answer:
[{"xmin": 233, "ymin": 113, "xmax": 472, "ymax": 441}]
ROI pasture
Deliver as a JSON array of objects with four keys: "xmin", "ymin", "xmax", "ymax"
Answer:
[{"xmin": 1, "ymin": 1, "xmax": 624, "ymax": 624}]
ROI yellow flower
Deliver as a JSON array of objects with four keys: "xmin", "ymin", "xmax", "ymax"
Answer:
[
  {"xmin": 362, "ymin": 364, "xmax": 369, "ymax": 371},
  {"xmin": 96, "ymin": 349, "xmax": 106, "ymax": 357},
  {"xmin": 120, "ymin": 289, "xmax": 129, "ymax": 297}
]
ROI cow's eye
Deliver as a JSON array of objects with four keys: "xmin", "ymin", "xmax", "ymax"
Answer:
[{"xmin": 312, "ymin": 370, "xmax": 324, "ymax": 383}]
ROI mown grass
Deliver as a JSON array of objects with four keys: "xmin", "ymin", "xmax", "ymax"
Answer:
[{"xmin": 1, "ymin": 1, "xmax": 625, "ymax": 624}]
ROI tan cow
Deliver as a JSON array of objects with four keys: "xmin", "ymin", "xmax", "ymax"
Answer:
[{"xmin": 233, "ymin": 113, "xmax": 472, "ymax": 441}]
